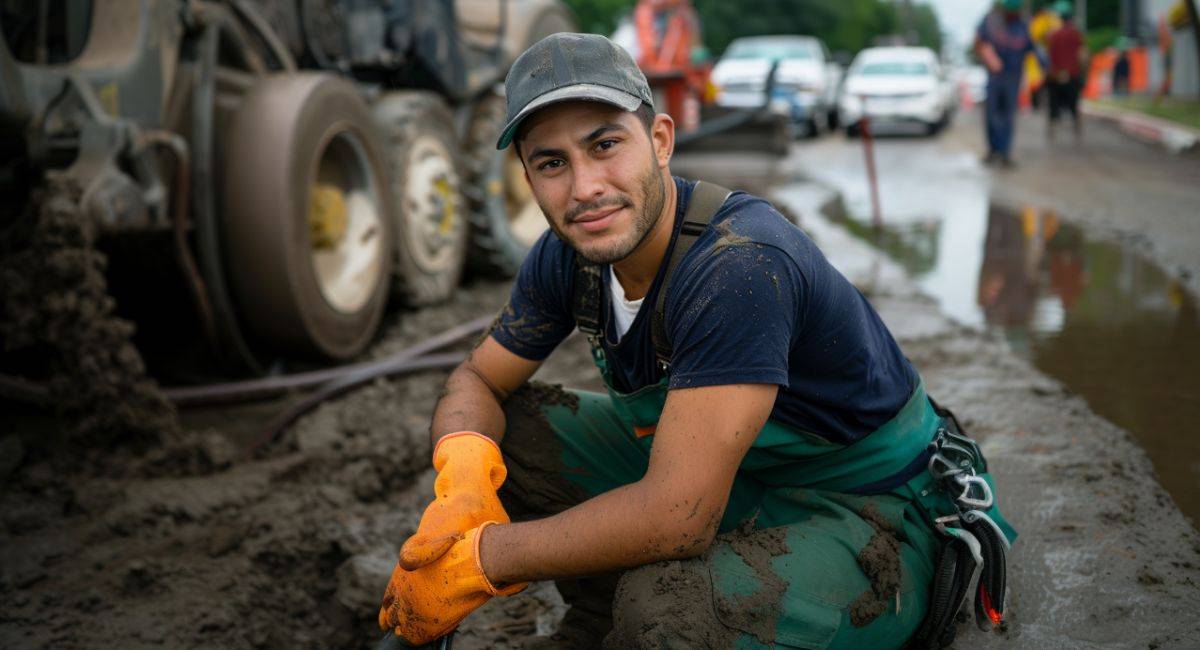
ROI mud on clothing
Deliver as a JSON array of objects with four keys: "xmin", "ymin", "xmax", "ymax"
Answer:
[
  {"xmin": 492, "ymin": 177, "xmax": 917, "ymax": 446},
  {"xmin": 490, "ymin": 178, "xmax": 1016, "ymax": 648}
]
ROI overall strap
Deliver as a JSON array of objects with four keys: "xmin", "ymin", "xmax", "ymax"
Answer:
[
  {"xmin": 572, "ymin": 258, "xmax": 604, "ymax": 342},
  {"xmin": 651, "ymin": 180, "xmax": 731, "ymax": 369}
]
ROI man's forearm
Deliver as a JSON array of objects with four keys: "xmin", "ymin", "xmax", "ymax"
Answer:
[
  {"xmin": 429, "ymin": 361, "xmax": 509, "ymax": 446},
  {"xmin": 477, "ymin": 479, "xmax": 722, "ymax": 585}
]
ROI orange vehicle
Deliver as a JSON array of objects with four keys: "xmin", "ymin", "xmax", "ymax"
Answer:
[{"xmin": 627, "ymin": 0, "xmax": 788, "ymax": 155}]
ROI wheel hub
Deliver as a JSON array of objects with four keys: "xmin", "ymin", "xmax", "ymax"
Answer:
[
  {"xmin": 403, "ymin": 135, "xmax": 462, "ymax": 272},
  {"xmin": 309, "ymin": 130, "xmax": 385, "ymax": 314}
]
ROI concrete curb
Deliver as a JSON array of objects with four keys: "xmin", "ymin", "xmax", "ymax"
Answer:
[{"xmin": 1082, "ymin": 100, "xmax": 1200, "ymax": 153}]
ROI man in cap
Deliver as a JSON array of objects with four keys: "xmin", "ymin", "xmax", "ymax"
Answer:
[{"xmin": 378, "ymin": 33, "xmax": 1015, "ymax": 648}]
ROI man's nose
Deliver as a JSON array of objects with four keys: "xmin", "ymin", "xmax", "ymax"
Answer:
[{"xmin": 570, "ymin": 157, "xmax": 607, "ymax": 205}]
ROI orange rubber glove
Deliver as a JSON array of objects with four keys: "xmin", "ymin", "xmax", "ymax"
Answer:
[
  {"xmin": 398, "ymin": 431, "xmax": 511, "ymax": 571},
  {"xmin": 379, "ymin": 522, "xmax": 527, "ymax": 644}
]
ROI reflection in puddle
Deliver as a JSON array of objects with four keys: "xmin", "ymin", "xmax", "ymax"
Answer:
[{"xmin": 836, "ymin": 203, "xmax": 1200, "ymax": 524}]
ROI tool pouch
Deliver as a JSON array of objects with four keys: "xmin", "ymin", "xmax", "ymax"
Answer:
[{"xmin": 907, "ymin": 400, "xmax": 1013, "ymax": 649}]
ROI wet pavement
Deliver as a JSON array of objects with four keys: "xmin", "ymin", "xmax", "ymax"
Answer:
[
  {"xmin": 771, "ymin": 178, "xmax": 1200, "ymax": 649},
  {"xmin": 788, "ymin": 112, "xmax": 1200, "ymax": 526}
]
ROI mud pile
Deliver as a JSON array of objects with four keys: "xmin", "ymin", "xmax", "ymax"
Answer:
[
  {"xmin": 0, "ymin": 179, "xmax": 176, "ymax": 455},
  {"xmin": 0, "ymin": 279, "xmax": 554, "ymax": 648}
]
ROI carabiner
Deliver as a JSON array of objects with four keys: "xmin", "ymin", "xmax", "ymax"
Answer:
[{"xmin": 952, "ymin": 474, "xmax": 994, "ymax": 510}]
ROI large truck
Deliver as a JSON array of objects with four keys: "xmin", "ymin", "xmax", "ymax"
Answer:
[{"xmin": 0, "ymin": 0, "xmax": 571, "ymax": 380}]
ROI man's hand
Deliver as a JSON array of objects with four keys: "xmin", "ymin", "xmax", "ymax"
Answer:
[
  {"xmin": 977, "ymin": 41, "xmax": 1003, "ymax": 74},
  {"xmin": 379, "ymin": 522, "xmax": 527, "ymax": 644},
  {"xmin": 398, "ymin": 432, "xmax": 512, "ymax": 570}
]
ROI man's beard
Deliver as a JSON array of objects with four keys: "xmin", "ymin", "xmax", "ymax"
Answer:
[{"xmin": 542, "ymin": 160, "xmax": 667, "ymax": 265}]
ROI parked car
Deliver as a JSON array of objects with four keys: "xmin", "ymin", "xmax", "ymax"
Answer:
[
  {"xmin": 952, "ymin": 64, "xmax": 989, "ymax": 105},
  {"xmin": 711, "ymin": 35, "xmax": 836, "ymax": 136},
  {"xmin": 838, "ymin": 47, "xmax": 955, "ymax": 136}
]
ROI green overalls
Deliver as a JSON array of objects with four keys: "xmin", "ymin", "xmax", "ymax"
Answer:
[
  {"xmin": 506, "ymin": 183, "xmax": 1016, "ymax": 648},
  {"xmin": 530, "ymin": 345, "xmax": 1014, "ymax": 648}
]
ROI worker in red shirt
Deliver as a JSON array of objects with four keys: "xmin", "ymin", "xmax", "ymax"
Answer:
[{"xmin": 1046, "ymin": 1, "xmax": 1087, "ymax": 140}]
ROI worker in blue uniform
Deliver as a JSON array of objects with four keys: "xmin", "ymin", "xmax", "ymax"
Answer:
[{"xmin": 975, "ymin": 0, "xmax": 1040, "ymax": 167}]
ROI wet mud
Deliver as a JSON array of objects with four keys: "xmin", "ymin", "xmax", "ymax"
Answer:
[
  {"xmin": 849, "ymin": 503, "xmax": 902, "ymax": 628},
  {"xmin": 496, "ymin": 381, "xmax": 590, "ymax": 521},
  {"xmin": 0, "ymin": 179, "xmax": 177, "ymax": 456},
  {"xmin": 712, "ymin": 520, "xmax": 791, "ymax": 645},
  {"xmin": 711, "ymin": 219, "xmax": 753, "ymax": 254},
  {"xmin": 606, "ymin": 560, "xmax": 735, "ymax": 649}
]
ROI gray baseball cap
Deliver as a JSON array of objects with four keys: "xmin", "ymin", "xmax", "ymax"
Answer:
[{"xmin": 496, "ymin": 33, "xmax": 653, "ymax": 150}]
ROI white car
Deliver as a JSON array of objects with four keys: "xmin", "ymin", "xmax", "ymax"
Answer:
[
  {"xmin": 837, "ymin": 47, "xmax": 954, "ymax": 136},
  {"xmin": 711, "ymin": 35, "xmax": 836, "ymax": 136}
]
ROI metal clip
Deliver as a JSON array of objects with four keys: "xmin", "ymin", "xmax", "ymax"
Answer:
[
  {"xmin": 928, "ymin": 451, "xmax": 967, "ymax": 481},
  {"xmin": 944, "ymin": 429, "xmax": 986, "ymax": 472},
  {"xmin": 952, "ymin": 474, "xmax": 994, "ymax": 510}
]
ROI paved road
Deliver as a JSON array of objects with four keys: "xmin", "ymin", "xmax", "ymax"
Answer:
[{"xmin": 797, "ymin": 107, "xmax": 1200, "ymax": 298}]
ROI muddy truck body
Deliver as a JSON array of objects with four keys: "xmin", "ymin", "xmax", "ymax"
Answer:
[{"xmin": 0, "ymin": 0, "xmax": 571, "ymax": 380}]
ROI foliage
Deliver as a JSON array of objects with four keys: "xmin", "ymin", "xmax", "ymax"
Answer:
[
  {"xmin": 560, "ymin": 0, "xmax": 945, "ymax": 56},
  {"xmin": 1095, "ymin": 96, "xmax": 1200, "ymax": 130},
  {"xmin": 1085, "ymin": 26, "xmax": 1120, "ymax": 52}
]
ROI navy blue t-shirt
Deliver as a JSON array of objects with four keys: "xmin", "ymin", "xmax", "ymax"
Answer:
[
  {"xmin": 976, "ymin": 11, "xmax": 1036, "ymax": 79},
  {"xmin": 491, "ymin": 177, "xmax": 916, "ymax": 444}
]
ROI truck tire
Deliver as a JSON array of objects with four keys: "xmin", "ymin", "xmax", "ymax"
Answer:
[
  {"xmin": 372, "ymin": 92, "xmax": 469, "ymax": 304},
  {"xmin": 462, "ymin": 88, "xmax": 547, "ymax": 277},
  {"xmin": 223, "ymin": 73, "xmax": 393, "ymax": 361},
  {"xmin": 462, "ymin": 4, "xmax": 573, "ymax": 278}
]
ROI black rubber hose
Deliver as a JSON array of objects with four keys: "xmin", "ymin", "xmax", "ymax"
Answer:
[
  {"xmin": 247, "ymin": 350, "xmax": 468, "ymax": 456},
  {"xmin": 191, "ymin": 24, "xmax": 265, "ymax": 375},
  {"xmin": 165, "ymin": 314, "xmax": 493, "ymax": 407},
  {"xmin": 230, "ymin": 0, "xmax": 297, "ymax": 72},
  {"xmin": 0, "ymin": 374, "xmax": 49, "ymax": 405}
]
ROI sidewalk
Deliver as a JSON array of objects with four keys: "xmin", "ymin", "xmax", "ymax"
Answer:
[{"xmin": 1083, "ymin": 98, "xmax": 1200, "ymax": 153}]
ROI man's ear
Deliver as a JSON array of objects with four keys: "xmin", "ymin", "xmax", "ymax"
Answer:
[{"xmin": 651, "ymin": 113, "xmax": 675, "ymax": 169}]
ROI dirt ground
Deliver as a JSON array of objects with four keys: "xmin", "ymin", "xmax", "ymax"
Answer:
[{"xmin": 3, "ymin": 141, "xmax": 1199, "ymax": 648}]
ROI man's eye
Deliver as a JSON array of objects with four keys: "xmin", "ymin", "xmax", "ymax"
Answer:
[
  {"xmin": 538, "ymin": 159, "xmax": 564, "ymax": 171},
  {"xmin": 596, "ymin": 139, "xmax": 617, "ymax": 151}
]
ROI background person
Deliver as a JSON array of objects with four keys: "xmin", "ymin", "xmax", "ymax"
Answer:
[
  {"xmin": 975, "ymin": 0, "xmax": 1040, "ymax": 166},
  {"xmin": 1046, "ymin": 0, "xmax": 1087, "ymax": 140}
]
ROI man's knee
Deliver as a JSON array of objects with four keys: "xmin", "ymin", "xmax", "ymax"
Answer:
[
  {"xmin": 604, "ymin": 560, "xmax": 735, "ymax": 649},
  {"xmin": 496, "ymin": 381, "xmax": 590, "ymax": 520}
]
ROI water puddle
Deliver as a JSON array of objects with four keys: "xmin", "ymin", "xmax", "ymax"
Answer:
[{"xmin": 831, "ymin": 201, "xmax": 1200, "ymax": 524}]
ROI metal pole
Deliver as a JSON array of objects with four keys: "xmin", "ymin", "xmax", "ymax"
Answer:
[
  {"xmin": 858, "ymin": 96, "xmax": 884, "ymax": 231},
  {"xmin": 1076, "ymin": 0, "xmax": 1087, "ymax": 32}
]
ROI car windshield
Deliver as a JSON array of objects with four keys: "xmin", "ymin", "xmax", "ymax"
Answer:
[
  {"xmin": 725, "ymin": 40, "xmax": 815, "ymax": 60},
  {"xmin": 856, "ymin": 61, "xmax": 931, "ymax": 76}
]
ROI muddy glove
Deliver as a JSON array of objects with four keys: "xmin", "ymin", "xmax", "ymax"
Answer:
[
  {"xmin": 398, "ymin": 431, "xmax": 512, "ymax": 570},
  {"xmin": 379, "ymin": 522, "xmax": 526, "ymax": 644}
]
